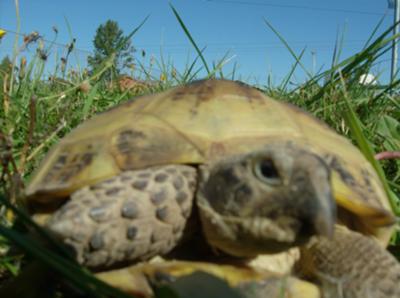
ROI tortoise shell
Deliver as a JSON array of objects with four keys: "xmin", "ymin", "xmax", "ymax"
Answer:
[{"xmin": 26, "ymin": 79, "xmax": 395, "ymax": 242}]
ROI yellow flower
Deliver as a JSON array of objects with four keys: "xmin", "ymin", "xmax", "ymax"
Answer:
[{"xmin": 0, "ymin": 29, "xmax": 6, "ymax": 40}]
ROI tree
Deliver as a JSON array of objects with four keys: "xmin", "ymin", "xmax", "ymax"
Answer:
[{"xmin": 87, "ymin": 20, "xmax": 135, "ymax": 81}]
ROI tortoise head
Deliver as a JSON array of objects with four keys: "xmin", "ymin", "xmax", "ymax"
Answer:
[{"xmin": 197, "ymin": 142, "xmax": 336, "ymax": 257}]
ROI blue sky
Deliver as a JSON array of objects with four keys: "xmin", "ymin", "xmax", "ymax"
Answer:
[{"xmin": 0, "ymin": 0, "xmax": 396, "ymax": 85}]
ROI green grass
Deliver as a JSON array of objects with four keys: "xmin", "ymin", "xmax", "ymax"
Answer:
[{"xmin": 0, "ymin": 5, "xmax": 400, "ymax": 298}]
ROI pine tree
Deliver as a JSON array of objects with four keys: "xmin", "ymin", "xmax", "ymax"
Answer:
[{"xmin": 87, "ymin": 20, "xmax": 135, "ymax": 81}]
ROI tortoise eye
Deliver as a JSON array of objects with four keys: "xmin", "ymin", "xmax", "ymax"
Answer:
[{"xmin": 254, "ymin": 158, "xmax": 281, "ymax": 185}]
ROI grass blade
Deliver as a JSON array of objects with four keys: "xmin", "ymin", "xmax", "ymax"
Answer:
[
  {"xmin": 263, "ymin": 18, "xmax": 313, "ymax": 80},
  {"xmin": 338, "ymin": 81, "xmax": 400, "ymax": 215},
  {"xmin": 170, "ymin": 4, "xmax": 211, "ymax": 75}
]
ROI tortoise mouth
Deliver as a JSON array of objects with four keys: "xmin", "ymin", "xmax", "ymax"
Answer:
[
  {"xmin": 208, "ymin": 215, "xmax": 312, "ymax": 257},
  {"xmin": 198, "ymin": 198, "xmax": 313, "ymax": 257},
  {"xmin": 223, "ymin": 215, "xmax": 312, "ymax": 253}
]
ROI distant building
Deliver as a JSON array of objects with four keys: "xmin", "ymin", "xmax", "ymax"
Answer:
[{"xmin": 108, "ymin": 75, "xmax": 156, "ymax": 93}]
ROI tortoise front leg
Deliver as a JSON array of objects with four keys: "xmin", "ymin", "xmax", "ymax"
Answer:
[
  {"xmin": 297, "ymin": 225, "xmax": 400, "ymax": 298},
  {"xmin": 44, "ymin": 165, "xmax": 197, "ymax": 268}
]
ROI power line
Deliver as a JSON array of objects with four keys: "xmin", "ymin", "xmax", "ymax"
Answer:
[
  {"xmin": 136, "ymin": 40, "xmax": 366, "ymax": 48},
  {"xmin": 1, "ymin": 28, "xmax": 370, "ymax": 51},
  {"xmin": 0, "ymin": 28, "xmax": 376, "ymax": 67},
  {"xmin": 0, "ymin": 29, "xmax": 166, "ymax": 74},
  {"xmin": 138, "ymin": 43, "xmax": 366, "ymax": 52},
  {"xmin": 0, "ymin": 28, "xmax": 93, "ymax": 54},
  {"xmin": 206, "ymin": 0, "xmax": 392, "ymax": 16},
  {"xmin": 0, "ymin": 28, "xmax": 369, "ymax": 54}
]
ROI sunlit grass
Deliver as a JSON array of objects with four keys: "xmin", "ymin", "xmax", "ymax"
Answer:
[{"xmin": 0, "ymin": 4, "xmax": 399, "ymax": 298}]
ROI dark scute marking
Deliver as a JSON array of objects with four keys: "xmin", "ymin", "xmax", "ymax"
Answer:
[
  {"xmin": 361, "ymin": 169, "xmax": 374, "ymax": 192},
  {"xmin": 362, "ymin": 169, "xmax": 371, "ymax": 185},
  {"xmin": 116, "ymin": 129, "xmax": 145, "ymax": 154},
  {"xmin": 173, "ymin": 176, "xmax": 184, "ymax": 190},
  {"xmin": 198, "ymin": 83, "xmax": 214, "ymax": 102},
  {"xmin": 55, "ymin": 154, "xmax": 68, "ymax": 167},
  {"xmin": 154, "ymin": 173, "xmax": 168, "ymax": 183},
  {"xmin": 176, "ymin": 191, "xmax": 188, "ymax": 204},
  {"xmin": 131, "ymin": 180, "xmax": 148, "ymax": 190},
  {"xmin": 120, "ymin": 129, "xmax": 145, "ymax": 140},
  {"xmin": 71, "ymin": 154, "xmax": 79, "ymax": 163},
  {"xmin": 105, "ymin": 187, "xmax": 122, "ymax": 196},
  {"xmin": 72, "ymin": 162, "xmax": 84, "ymax": 173},
  {"xmin": 151, "ymin": 190, "xmax": 167, "ymax": 204},
  {"xmin": 58, "ymin": 170, "xmax": 76, "ymax": 183},
  {"xmin": 89, "ymin": 233, "xmax": 104, "ymax": 251},
  {"xmin": 329, "ymin": 156, "xmax": 356, "ymax": 186},
  {"xmin": 121, "ymin": 200, "xmax": 139, "ymax": 219},
  {"xmin": 126, "ymin": 226, "xmax": 138, "ymax": 240},
  {"xmin": 234, "ymin": 80, "xmax": 264, "ymax": 102},
  {"xmin": 89, "ymin": 206, "xmax": 108, "ymax": 222},
  {"xmin": 172, "ymin": 79, "xmax": 266, "ymax": 104},
  {"xmin": 171, "ymin": 89, "xmax": 188, "ymax": 101},
  {"xmin": 234, "ymin": 80, "xmax": 264, "ymax": 92},
  {"xmin": 81, "ymin": 152, "xmax": 93, "ymax": 166},
  {"xmin": 171, "ymin": 79, "xmax": 214, "ymax": 102},
  {"xmin": 156, "ymin": 206, "xmax": 168, "ymax": 221},
  {"xmin": 52, "ymin": 150, "xmax": 96, "ymax": 183}
]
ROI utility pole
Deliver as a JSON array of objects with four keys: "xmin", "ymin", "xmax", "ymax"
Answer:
[{"xmin": 391, "ymin": 0, "xmax": 400, "ymax": 82}]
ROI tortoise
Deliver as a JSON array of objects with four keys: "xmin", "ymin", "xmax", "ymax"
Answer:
[{"xmin": 25, "ymin": 79, "xmax": 400, "ymax": 297}]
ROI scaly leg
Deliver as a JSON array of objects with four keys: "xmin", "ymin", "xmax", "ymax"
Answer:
[
  {"xmin": 45, "ymin": 165, "xmax": 197, "ymax": 268},
  {"xmin": 298, "ymin": 225, "xmax": 400, "ymax": 298}
]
